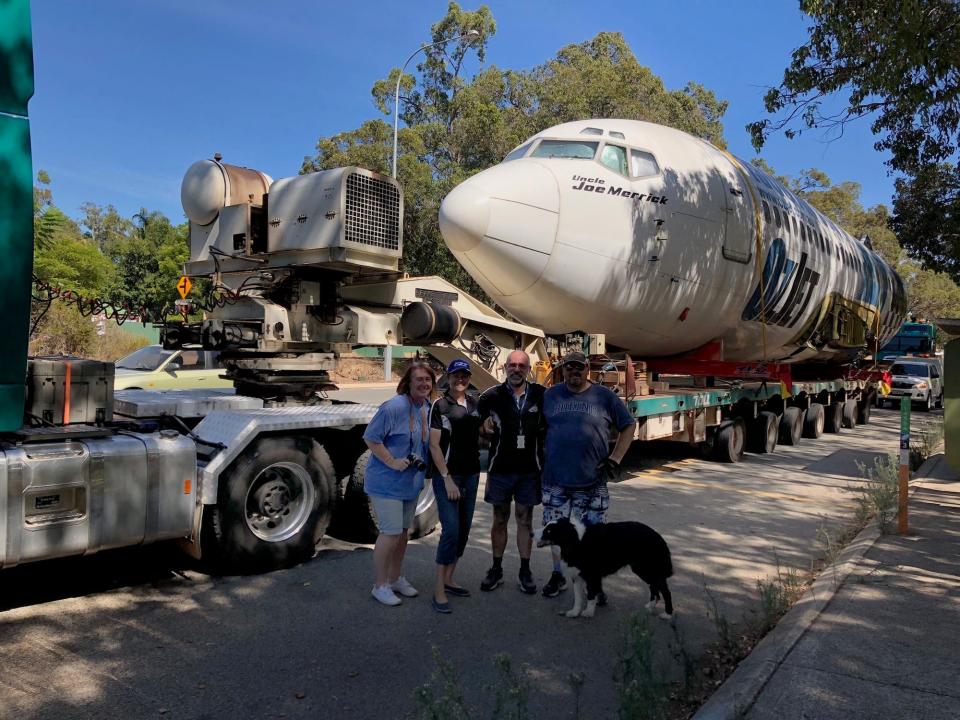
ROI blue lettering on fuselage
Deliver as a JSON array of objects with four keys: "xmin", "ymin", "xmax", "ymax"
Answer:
[{"xmin": 742, "ymin": 237, "xmax": 821, "ymax": 328}]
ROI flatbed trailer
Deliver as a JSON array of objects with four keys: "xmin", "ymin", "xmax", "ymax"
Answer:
[{"xmin": 611, "ymin": 373, "xmax": 882, "ymax": 462}]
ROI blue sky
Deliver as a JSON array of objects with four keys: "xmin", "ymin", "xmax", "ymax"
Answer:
[{"xmin": 29, "ymin": 1, "xmax": 895, "ymax": 225}]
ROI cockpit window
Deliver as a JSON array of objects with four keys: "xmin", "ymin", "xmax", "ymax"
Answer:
[
  {"xmin": 579, "ymin": 127, "xmax": 604, "ymax": 136},
  {"xmin": 630, "ymin": 149, "xmax": 660, "ymax": 177},
  {"xmin": 609, "ymin": 131, "xmax": 626, "ymax": 139},
  {"xmin": 530, "ymin": 139, "xmax": 599, "ymax": 160},
  {"xmin": 502, "ymin": 142, "xmax": 532, "ymax": 162},
  {"xmin": 600, "ymin": 144, "xmax": 629, "ymax": 175}
]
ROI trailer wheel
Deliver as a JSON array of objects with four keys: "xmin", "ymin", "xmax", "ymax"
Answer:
[
  {"xmin": 824, "ymin": 402, "xmax": 844, "ymax": 433},
  {"xmin": 856, "ymin": 399, "xmax": 872, "ymax": 425},
  {"xmin": 778, "ymin": 407, "xmax": 804, "ymax": 446},
  {"xmin": 212, "ymin": 435, "xmax": 335, "ymax": 571},
  {"xmin": 747, "ymin": 411, "xmax": 778, "ymax": 454},
  {"xmin": 803, "ymin": 403, "xmax": 825, "ymax": 439},
  {"xmin": 714, "ymin": 419, "xmax": 745, "ymax": 463},
  {"xmin": 339, "ymin": 450, "xmax": 439, "ymax": 543},
  {"xmin": 841, "ymin": 400, "xmax": 858, "ymax": 429}
]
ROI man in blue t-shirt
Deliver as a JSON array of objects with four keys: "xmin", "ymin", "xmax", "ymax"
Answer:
[{"xmin": 540, "ymin": 351, "xmax": 636, "ymax": 598}]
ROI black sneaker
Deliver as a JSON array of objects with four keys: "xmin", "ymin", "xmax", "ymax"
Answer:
[
  {"xmin": 518, "ymin": 570, "xmax": 537, "ymax": 595},
  {"xmin": 541, "ymin": 570, "xmax": 567, "ymax": 597},
  {"xmin": 480, "ymin": 566, "xmax": 504, "ymax": 591}
]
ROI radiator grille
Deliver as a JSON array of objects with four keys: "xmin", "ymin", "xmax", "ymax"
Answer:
[{"xmin": 345, "ymin": 173, "xmax": 401, "ymax": 251}]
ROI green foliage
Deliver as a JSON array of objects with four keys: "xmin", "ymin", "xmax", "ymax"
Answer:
[
  {"xmin": 750, "ymin": 1, "xmax": 960, "ymax": 280},
  {"xmin": 28, "ymin": 303, "xmax": 98, "ymax": 357},
  {"xmin": 616, "ymin": 612, "xmax": 665, "ymax": 720},
  {"xmin": 302, "ymin": 3, "xmax": 729, "ymax": 295},
  {"xmin": 412, "ymin": 647, "xmax": 474, "ymax": 720},
  {"xmin": 890, "ymin": 163, "xmax": 960, "ymax": 285},
  {"xmin": 749, "ymin": 0, "xmax": 960, "ymax": 173},
  {"xmin": 101, "ymin": 207, "xmax": 190, "ymax": 317},
  {"xmin": 854, "ymin": 454, "xmax": 900, "ymax": 533},
  {"xmin": 752, "ymin": 561, "xmax": 807, "ymax": 636},
  {"xmin": 34, "ymin": 232, "xmax": 117, "ymax": 295}
]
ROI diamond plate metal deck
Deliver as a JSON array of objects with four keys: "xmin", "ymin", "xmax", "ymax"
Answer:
[{"xmin": 192, "ymin": 403, "xmax": 380, "ymax": 503}]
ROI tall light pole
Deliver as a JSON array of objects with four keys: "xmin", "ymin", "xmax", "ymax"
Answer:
[{"xmin": 391, "ymin": 30, "xmax": 480, "ymax": 179}]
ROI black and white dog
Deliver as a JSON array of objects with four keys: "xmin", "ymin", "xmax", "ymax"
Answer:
[{"xmin": 535, "ymin": 517, "xmax": 674, "ymax": 619}]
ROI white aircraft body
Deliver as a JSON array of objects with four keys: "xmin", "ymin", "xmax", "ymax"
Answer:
[{"xmin": 439, "ymin": 120, "xmax": 906, "ymax": 364}]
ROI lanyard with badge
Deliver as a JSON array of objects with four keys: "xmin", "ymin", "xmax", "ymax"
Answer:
[
  {"xmin": 514, "ymin": 386, "xmax": 527, "ymax": 450},
  {"xmin": 407, "ymin": 395, "xmax": 428, "ymax": 462}
]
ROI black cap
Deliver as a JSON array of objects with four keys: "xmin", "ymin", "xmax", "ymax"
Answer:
[{"xmin": 562, "ymin": 351, "xmax": 587, "ymax": 366}]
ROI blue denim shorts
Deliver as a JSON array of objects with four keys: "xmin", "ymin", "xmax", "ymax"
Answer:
[
  {"xmin": 368, "ymin": 495, "xmax": 417, "ymax": 535},
  {"xmin": 541, "ymin": 482, "xmax": 609, "ymax": 527}
]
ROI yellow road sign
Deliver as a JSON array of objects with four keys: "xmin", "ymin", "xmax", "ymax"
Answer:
[{"xmin": 177, "ymin": 275, "xmax": 193, "ymax": 299}]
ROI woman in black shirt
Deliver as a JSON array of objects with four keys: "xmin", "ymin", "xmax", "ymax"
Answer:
[{"xmin": 427, "ymin": 358, "xmax": 481, "ymax": 613}]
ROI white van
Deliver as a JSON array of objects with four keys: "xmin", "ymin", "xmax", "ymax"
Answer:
[{"xmin": 884, "ymin": 357, "xmax": 944, "ymax": 411}]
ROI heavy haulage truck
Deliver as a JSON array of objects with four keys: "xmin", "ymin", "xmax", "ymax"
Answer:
[{"xmin": 1, "ymin": 154, "xmax": 896, "ymax": 574}]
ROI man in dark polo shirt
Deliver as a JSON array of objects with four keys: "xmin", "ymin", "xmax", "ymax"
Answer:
[{"xmin": 477, "ymin": 350, "xmax": 545, "ymax": 594}]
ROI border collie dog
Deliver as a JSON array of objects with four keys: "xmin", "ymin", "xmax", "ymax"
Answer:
[{"xmin": 535, "ymin": 517, "xmax": 673, "ymax": 619}]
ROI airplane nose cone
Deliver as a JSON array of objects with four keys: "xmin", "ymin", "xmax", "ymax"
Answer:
[
  {"xmin": 439, "ymin": 184, "xmax": 489, "ymax": 252},
  {"xmin": 440, "ymin": 161, "xmax": 559, "ymax": 297}
]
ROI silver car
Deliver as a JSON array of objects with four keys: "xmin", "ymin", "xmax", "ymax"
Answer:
[{"xmin": 884, "ymin": 358, "xmax": 944, "ymax": 411}]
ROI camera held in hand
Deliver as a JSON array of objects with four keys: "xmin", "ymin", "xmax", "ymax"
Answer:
[{"xmin": 406, "ymin": 454, "xmax": 427, "ymax": 472}]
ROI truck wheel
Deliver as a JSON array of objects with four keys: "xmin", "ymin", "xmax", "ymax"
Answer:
[
  {"xmin": 713, "ymin": 418, "xmax": 745, "ymax": 463},
  {"xmin": 338, "ymin": 451, "xmax": 380, "ymax": 543},
  {"xmin": 778, "ymin": 407, "xmax": 804, "ymax": 446},
  {"xmin": 803, "ymin": 403, "xmax": 825, "ymax": 439},
  {"xmin": 340, "ymin": 450, "xmax": 439, "ymax": 542},
  {"xmin": 922, "ymin": 392, "xmax": 933, "ymax": 412},
  {"xmin": 213, "ymin": 435, "xmax": 335, "ymax": 571},
  {"xmin": 842, "ymin": 399, "xmax": 858, "ymax": 429},
  {"xmin": 747, "ymin": 411, "xmax": 778, "ymax": 454},
  {"xmin": 824, "ymin": 402, "xmax": 844, "ymax": 433},
  {"xmin": 856, "ymin": 399, "xmax": 872, "ymax": 425}
]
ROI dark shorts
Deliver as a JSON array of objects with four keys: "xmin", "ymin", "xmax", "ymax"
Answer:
[
  {"xmin": 541, "ymin": 481, "xmax": 609, "ymax": 526},
  {"xmin": 484, "ymin": 471, "xmax": 541, "ymax": 507}
]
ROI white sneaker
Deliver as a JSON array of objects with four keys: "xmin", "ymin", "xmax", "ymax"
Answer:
[
  {"xmin": 371, "ymin": 584, "xmax": 402, "ymax": 606},
  {"xmin": 391, "ymin": 576, "xmax": 419, "ymax": 598}
]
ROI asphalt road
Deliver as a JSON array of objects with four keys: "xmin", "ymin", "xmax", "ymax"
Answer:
[{"xmin": 0, "ymin": 407, "xmax": 925, "ymax": 719}]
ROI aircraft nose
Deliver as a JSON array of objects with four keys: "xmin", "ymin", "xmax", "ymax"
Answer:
[
  {"xmin": 439, "ymin": 183, "xmax": 490, "ymax": 253},
  {"xmin": 439, "ymin": 161, "xmax": 559, "ymax": 297}
]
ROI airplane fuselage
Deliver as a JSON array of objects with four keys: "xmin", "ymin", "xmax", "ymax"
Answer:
[{"xmin": 439, "ymin": 119, "xmax": 905, "ymax": 363}]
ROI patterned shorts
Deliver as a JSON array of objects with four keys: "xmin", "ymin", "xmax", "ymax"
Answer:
[{"xmin": 541, "ymin": 482, "xmax": 609, "ymax": 527}]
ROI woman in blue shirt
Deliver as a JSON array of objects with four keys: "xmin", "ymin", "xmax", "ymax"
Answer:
[{"xmin": 363, "ymin": 360, "xmax": 437, "ymax": 606}]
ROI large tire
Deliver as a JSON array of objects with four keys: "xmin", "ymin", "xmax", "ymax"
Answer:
[
  {"xmin": 920, "ymin": 392, "xmax": 934, "ymax": 412},
  {"xmin": 212, "ymin": 435, "xmax": 335, "ymax": 572},
  {"xmin": 824, "ymin": 401, "xmax": 844, "ymax": 433},
  {"xmin": 747, "ymin": 411, "xmax": 778, "ymax": 454},
  {"xmin": 713, "ymin": 418, "xmax": 745, "ymax": 463},
  {"xmin": 856, "ymin": 399, "xmax": 872, "ymax": 425},
  {"xmin": 803, "ymin": 403, "xmax": 825, "ymax": 439},
  {"xmin": 778, "ymin": 406, "xmax": 804, "ymax": 446},
  {"xmin": 338, "ymin": 450, "xmax": 438, "ymax": 543},
  {"xmin": 842, "ymin": 399, "xmax": 858, "ymax": 429}
]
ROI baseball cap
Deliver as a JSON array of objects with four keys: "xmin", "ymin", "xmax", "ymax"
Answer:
[
  {"xmin": 562, "ymin": 351, "xmax": 587, "ymax": 367},
  {"xmin": 447, "ymin": 358, "xmax": 472, "ymax": 374}
]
